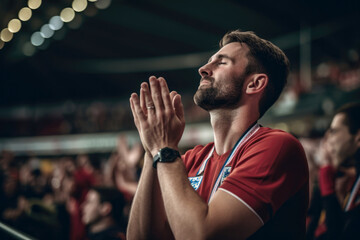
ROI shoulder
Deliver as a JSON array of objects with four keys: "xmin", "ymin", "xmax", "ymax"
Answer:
[
  {"xmin": 254, "ymin": 127, "xmax": 300, "ymax": 143},
  {"xmin": 239, "ymin": 127, "xmax": 308, "ymax": 177},
  {"xmin": 246, "ymin": 127, "xmax": 305, "ymax": 154}
]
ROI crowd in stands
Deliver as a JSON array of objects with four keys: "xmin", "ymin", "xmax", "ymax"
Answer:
[
  {"xmin": 0, "ymin": 95, "xmax": 209, "ymax": 138},
  {"xmin": 2, "ymin": 102, "xmax": 360, "ymax": 239},
  {"xmin": 0, "ymin": 136, "xmax": 143, "ymax": 240},
  {"xmin": 0, "ymin": 52, "xmax": 359, "ymax": 139}
]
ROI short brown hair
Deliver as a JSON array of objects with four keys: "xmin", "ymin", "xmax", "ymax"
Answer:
[
  {"xmin": 220, "ymin": 30, "xmax": 290, "ymax": 117},
  {"xmin": 336, "ymin": 102, "xmax": 360, "ymax": 135}
]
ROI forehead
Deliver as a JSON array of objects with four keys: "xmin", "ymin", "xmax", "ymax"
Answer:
[
  {"xmin": 331, "ymin": 113, "xmax": 348, "ymax": 129},
  {"xmin": 210, "ymin": 42, "xmax": 249, "ymax": 62}
]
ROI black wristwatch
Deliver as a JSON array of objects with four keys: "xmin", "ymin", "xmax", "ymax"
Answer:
[{"xmin": 153, "ymin": 147, "xmax": 181, "ymax": 169}]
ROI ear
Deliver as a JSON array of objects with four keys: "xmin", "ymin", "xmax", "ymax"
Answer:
[
  {"xmin": 100, "ymin": 202, "xmax": 113, "ymax": 217},
  {"xmin": 245, "ymin": 74, "xmax": 268, "ymax": 95},
  {"xmin": 355, "ymin": 129, "xmax": 360, "ymax": 148}
]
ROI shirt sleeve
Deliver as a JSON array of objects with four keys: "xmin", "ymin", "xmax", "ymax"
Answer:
[{"xmin": 219, "ymin": 131, "xmax": 309, "ymax": 223}]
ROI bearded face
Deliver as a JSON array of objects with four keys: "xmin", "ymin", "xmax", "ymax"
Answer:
[
  {"xmin": 194, "ymin": 42, "xmax": 251, "ymax": 111},
  {"xmin": 193, "ymin": 73, "xmax": 246, "ymax": 111}
]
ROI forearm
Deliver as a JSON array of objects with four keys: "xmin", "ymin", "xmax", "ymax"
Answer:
[
  {"xmin": 115, "ymin": 173, "xmax": 138, "ymax": 196},
  {"xmin": 127, "ymin": 154, "xmax": 172, "ymax": 240},
  {"xmin": 157, "ymin": 158, "xmax": 209, "ymax": 239}
]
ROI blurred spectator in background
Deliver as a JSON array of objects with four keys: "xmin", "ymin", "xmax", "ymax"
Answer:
[
  {"xmin": 74, "ymin": 154, "xmax": 98, "ymax": 204},
  {"xmin": 0, "ymin": 135, "xmax": 142, "ymax": 239},
  {"xmin": 67, "ymin": 154, "xmax": 98, "ymax": 240},
  {"xmin": 82, "ymin": 187, "xmax": 126, "ymax": 240},
  {"xmin": 1, "ymin": 156, "xmax": 67, "ymax": 240},
  {"xmin": 306, "ymin": 102, "xmax": 360, "ymax": 240},
  {"xmin": 104, "ymin": 136, "xmax": 143, "ymax": 201}
]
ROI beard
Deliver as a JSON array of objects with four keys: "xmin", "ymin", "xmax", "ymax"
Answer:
[{"xmin": 193, "ymin": 74, "xmax": 245, "ymax": 111}]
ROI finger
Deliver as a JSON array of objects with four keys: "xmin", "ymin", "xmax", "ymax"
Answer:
[
  {"xmin": 129, "ymin": 96, "xmax": 139, "ymax": 127},
  {"xmin": 173, "ymin": 94, "xmax": 185, "ymax": 122},
  {"xmin": 142, "ymin": 81, "xmax": 156, "ymax": 117},
  {"xmin": 130, "ymin": 94, "xmax": 146, "ymax": 130},
  {"xmin": 170, "ymin": 91, "xmax": 177, "ymax": 103},
  {"xmin": 131, "ymin": 93, "xmax": 147, "ymax": 123},
  {"xmin": 149, "ymin": 77, "xmax": 165, "ymax": 112},
  {"xmin": 130, "ymin": 98, "xmax": 141, "ymax": 134},
  {"xmin": 158, "ymin": 77, "xmax": 172, "ymax": 112},
  {"xmin": 140, "ymin": 83, "xmax": 147, "ymax": 115}
]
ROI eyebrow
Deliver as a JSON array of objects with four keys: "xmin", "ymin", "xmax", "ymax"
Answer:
[{"xmin": 208, "ymin": 54, "xmax": 234, "ymax": 63}]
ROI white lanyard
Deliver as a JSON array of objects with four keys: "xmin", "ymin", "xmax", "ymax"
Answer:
[
  {"xmin": 345, "ymin": 175, "xmax": 360, "ymax": 212},
  {"xmin": 194, "ymin": 123, "xmax": 261, "ymax": 202}
]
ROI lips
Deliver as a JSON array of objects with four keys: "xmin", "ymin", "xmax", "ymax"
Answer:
[
  {"xmin": 199, "ymin": 77, "xmax": 214, "ymax": 87},
  {"xmin": 200, "ymin": 80, "xmax": 211, "ymax": 86}
]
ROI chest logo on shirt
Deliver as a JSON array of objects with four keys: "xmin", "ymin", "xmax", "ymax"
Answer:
[
  {"xmin": 220, "ymin": 166, "xmax": 231, "ymax": 185},
  {"xmin": 189, "ymin": 176, "xmax": 203, "ymax": 191}
]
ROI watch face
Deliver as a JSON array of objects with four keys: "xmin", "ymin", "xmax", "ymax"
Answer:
[
  {"xmin": 162, "ymin": 148, "xmax": 173, "ymax": 159},
  {"xmin": 160, "ymin": 147, "xmax": 180, "ymax": 162},
  {"xmin": 153, "ymin": 147, "xmax": 180, "ymax": 168}
]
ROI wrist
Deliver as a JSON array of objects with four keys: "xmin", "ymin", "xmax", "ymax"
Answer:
[
  {"xmin": 150, "ymin": 149, "xmax": 159, "ymax": 158},
  {"xmin": 150, "ymin": 146, "xmax": 179, "ymax": 157},
  {"xmin": 152, "ymin": 147, "xmax": 181, "ymax": 169}
]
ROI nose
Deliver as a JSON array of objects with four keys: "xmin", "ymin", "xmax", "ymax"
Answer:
[{"xmin": 198, "ymin": 63, "xmax": 212, "ymax": 77}]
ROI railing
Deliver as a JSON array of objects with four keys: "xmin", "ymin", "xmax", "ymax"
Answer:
[{"xmin": 0, "ymin": 222, "xmax": 37, "ymax": 240}]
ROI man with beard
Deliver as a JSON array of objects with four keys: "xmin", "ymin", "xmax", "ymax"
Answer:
[
  {"xmin": 127, "ymin": 30, "xmax": 309, "ymax": 239},
  {"xmin": 308, "ymin": 103, "xmax": 360, "ymax": 240}
]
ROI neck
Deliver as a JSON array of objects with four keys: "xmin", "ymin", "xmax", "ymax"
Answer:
[
  {"xmin": 209, "ymin": 105, "xmax": 258, "ymax": 155},
  {"xmin": 89, "ymin": 217, "xmax": 115, "ymax": 234}
]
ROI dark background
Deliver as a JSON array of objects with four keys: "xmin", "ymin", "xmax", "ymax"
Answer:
[{"xmin": 1, "ymin": 0, "xmax": 359, "ymax": 107}]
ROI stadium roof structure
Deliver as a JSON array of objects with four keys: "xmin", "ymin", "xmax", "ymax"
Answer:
[{"xmin": 0, "ymin": 0, "xmax": 359, "ymax": 107}]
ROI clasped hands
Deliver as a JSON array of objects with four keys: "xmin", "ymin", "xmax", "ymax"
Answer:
[{"xmin": 129, "ymin": 76, "xmax": 185, "ymax": 157}]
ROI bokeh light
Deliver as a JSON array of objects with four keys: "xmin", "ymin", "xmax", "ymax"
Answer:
[
  {"xmin": 0, "ymin": 28, "xmax": 14, "ymax": 42},
  {"xmin": 72, "ymin": 0, "xmax": 88, "ymax": 12},
  {"xmin": 95, "ymin": 0, "xmax": 111, "ymax": 10},
  {"xmin": 60, "ymin": 8, "xmax": 75, "ymax": 22},
  {"xmin": 18, "ymin": 7, "xmax": 32, "ymax": 21},
  {"xmin": 31, "ymin": 31, "xmax": 44, "ymax": 46},
  {"xmin": 40, "ymin": 24, "xmax": 54, "ymax": 38},
  {"xmin": 28, "ymin": 0, "xmax": 42, "ymax": 10},
  {"xmin": 0, "ymin": 41, "xmax": 4, "ymax": 50},
  {"xmin": 49, "ymin": 16, "xmax": 64, "ymax": 30},
  {"xmin": 8, "ymin": 19, "xmax": 22, "ymax": 33},
  {"xmin": 23, "ymin": 42, "xmax": 36, "ymax": 56}
]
